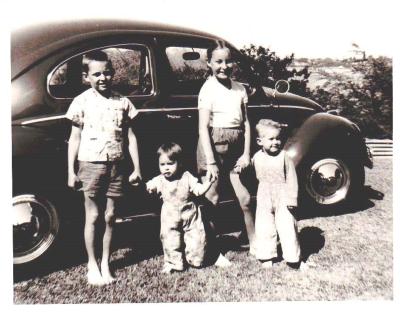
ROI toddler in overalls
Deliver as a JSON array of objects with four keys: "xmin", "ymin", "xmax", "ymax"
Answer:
[
  {"xmin": 252, "ymin": 119, "xmax": 301, "ymax": 269},
  {"xmin": 146, "ymin": 142, "xmax": 214, "ymax": 273}
]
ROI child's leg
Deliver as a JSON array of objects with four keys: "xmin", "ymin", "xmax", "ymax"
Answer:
[
  {"xmin": 254, "ymin": 191, "xmax": 278, "ymax": 261},
  {"xmin": 230, "ymin": 172, "xmax": 255, "ymax": 249},
  {"xmin": 275, "ymin": 194, "xmax": 301, "ymax": 264},
  {"xmin": 160, "ymin": 206, "xmax": 185, "ymax": 272},
  {"xmin": 201, "ymin": 176, "xmax": 231, "ymax": 267},
  {"xmin": 100, "ymin": 197, "xmax": 117, "ymax": 284},
  {"xmin": 183, "ymin": 205, "xmax": 207, "ymax": 268},
  {"xmin": 83, "ymin": 193, "xmax": 103, "ymax": 285},
  {"xmin": 202, "ymin": 175, "xmax": 219, "ymax": 209}
]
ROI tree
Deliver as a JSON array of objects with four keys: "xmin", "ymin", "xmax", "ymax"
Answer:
[
  {"xmin": 310, "ymin": 56, "xmax": 392, "ymax": 138},
  {"xmin": 240, "ymin": 44, "xmax": 311, "ymax": 97},
  {"xmin": 350, "ymin": 57, "xmax": 392, "ymax": 138},
  {"xmin": 240, "ymin": 44, "xmax": 392, "ymax": 138}
]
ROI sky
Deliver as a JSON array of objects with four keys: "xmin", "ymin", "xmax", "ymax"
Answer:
[{"xmin": 6, "ymin": 0, "xmax": 398, "ymax": 59}]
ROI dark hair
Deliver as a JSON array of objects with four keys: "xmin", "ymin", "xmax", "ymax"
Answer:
[
  {"xmin": 206, "ymin": 40, "xmax": 229, "ymax": 61},
  {"xmin": 157, "ymin": 142, "xmax": 184, "ymax": 164},
  {"xmin": 205, "ymin": 40, "xmax": 231, "ymax": 77},
  {"xmin": 255, "ymin": 119, "xmax": 282, "ymax": 137},
  {"xmin": 82, "ymin": 50, "xmax": 113, "ymax": 73}
]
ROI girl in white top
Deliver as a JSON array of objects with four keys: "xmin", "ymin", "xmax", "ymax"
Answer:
[{"xmin": 197, "ymin": 41, "xmax": 255, "ymax": 266}]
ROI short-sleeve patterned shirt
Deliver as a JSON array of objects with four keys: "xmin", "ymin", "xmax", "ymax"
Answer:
[{"xmin": 66, "ymin": 88, "xmax": 138, "ymax": 161}]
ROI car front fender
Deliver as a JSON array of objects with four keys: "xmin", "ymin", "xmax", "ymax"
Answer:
[{"xmin": 284, "ymin": 112, "xmax": 372, "ymax": 168}]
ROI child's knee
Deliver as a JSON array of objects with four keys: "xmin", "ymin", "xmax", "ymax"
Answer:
[
  {"xmin": 86, "ymin": 210, "xmax": 99, "ymax": 224},
  {"xmin": 104, "ymin": 210, "xmax": 115, "ymax": 224},
  {"xmin": 238, "ymin": 194, "xmax": 251, "ymax": 209},
  {"xmin": 104, "ymin": 198, "xmax": 117, "ymax": 224},
  {"xmin": 206, "ymin": 192, "xmax": 219, "ymax": 206}
]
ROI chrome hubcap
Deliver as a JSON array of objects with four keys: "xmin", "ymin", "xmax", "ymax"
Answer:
[
  {"xmin": 13, "ymin": 195, "xmax": 59, "ymax": 264},
  {"xmin": 306, "ymin": 158, "xmax": 350, "ymax": 205}
]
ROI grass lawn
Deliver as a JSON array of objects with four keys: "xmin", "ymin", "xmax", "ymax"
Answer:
[{"xmin": 13, "ymin": 158, "xmax": 393, "ymax": 303}]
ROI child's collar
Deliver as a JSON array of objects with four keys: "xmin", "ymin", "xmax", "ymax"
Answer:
[
  {"xmin": 213, "ymin": 75, "xmax": 232, "ymax": 89},
  {"xmin": 261, "ymin": 148, "xmax": 282, "ymax": 157},
  {"xmin": 91, "ymin": 88, "xmax": 121, "ymax": 100}
]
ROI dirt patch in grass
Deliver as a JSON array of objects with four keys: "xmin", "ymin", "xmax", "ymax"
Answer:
[{"xmin": 13, "ymin": 158, "xmax": 392, "ymax": 302}]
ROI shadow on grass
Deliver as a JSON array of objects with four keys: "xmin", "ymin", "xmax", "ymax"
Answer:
[
  {"xmin": 296, "ymin": 185, "xmax": 384, "ymax": 220},
  {"xmin": 110, "ymin": 217, "xmax": 163, "ymax": 270},
  {"xmin": 14, "ymin": 184, "xmax": 384, "ymax": 282},
  {"xmin": 266, "ymin": 226, "xmax": 325, "ymax": 266},
  {"xmin": 298, "ymin": 226, "xmax": 325, "ymax": 262}
]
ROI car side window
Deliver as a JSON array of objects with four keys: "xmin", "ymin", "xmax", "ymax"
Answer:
[
  {"xmin": 165, "ymin": 47, "xmax": 208, "ymax": 95},
  {"xmin": 48, "ymin": 45, "xmax": 153, "ymax": 99},
  {"xmin": 165, "ymin": 45, "xmax": 251, "ymax": 96}
]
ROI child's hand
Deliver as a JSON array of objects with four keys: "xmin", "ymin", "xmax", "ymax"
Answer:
[
  {"xmin": 236, "ymin": 154, "xmax": 250, "ymax": 171},
  {"xmin": 206, "ymin": 164, "xmax": 219, "ymax": 183},
  {"xmin": 287, "ymin": 205, "xmax": 297, "ymax": 210},
  {"xmin": 207, "ymin": 170, "xmax": 217, "ymax": 183},
  {"xmin": 233, "ymin": 164, "xmax": 242, "ymax": 174},
  {"xmin": 146, "ymin": 185, "xmax": 155, "ymax": 194},
  {"xmin": 129, "ymin": 170, "xmax": 142, "ymax": 186},
  {"xmin": 68, "ymin": 173, "xmax": 81, "ymax": 190}
]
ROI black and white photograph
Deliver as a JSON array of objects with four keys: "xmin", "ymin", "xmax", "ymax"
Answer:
[{"xmin": 2, "ymin": 0, "xmax": 398, "ymax": 306}]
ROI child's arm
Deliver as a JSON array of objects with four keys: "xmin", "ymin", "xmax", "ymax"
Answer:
[
  {"xmin": 234, "ymin": 107, "xmax": 251, "ymax": 173},
  {"xmin": 67, "ymin": 125, "xmax": 82, "ymax": 190},
  {"xmin": 127, "ymin": 127, "xmax": 142, "ymax": 185},
  {"xmin": 199, "ymin": 109, "xmax": 218, "ymax": 182},
  {"xmin": 285, "ymin": 153, "xmax": 298, "ymax": 208},
  {"xmin": 145, "ymin": 176, "xmax": 160, "ymax": 194},
  {"xmin": 188, "ymin": 173, "xmax": 213, "ymax": 197}
]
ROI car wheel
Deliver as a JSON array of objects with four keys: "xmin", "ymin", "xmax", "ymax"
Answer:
[
  {"xmin": 304, "ymin": 158, "xmax": 364, "ymax": 206},
  {"xmin": 13, "ymin": 194, "xmax": 60, "ymax": 265}
]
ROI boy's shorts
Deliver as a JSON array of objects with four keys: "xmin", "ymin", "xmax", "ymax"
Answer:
[
  {"xmin": 78, "ymin": 161, "xmax": 126, "ymax": 198},
  {"xmin": 197, "ymin": 127, "xmax": 244, "ymax": 175}
]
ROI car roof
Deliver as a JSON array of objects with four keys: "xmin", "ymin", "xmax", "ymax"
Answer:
[{"xmin": 11, "ymin": 19, "xmax": 223, "ymax": 79}]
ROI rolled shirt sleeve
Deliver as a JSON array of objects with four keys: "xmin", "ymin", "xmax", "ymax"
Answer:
[
  {"xmin": 66, "ymin": 97, "xmax": 84, "ymax": 127},
  {"xmin": 198, "ymin": 82, "xmax": 212, "ymax": 111},
  {"xmin": 124, "ymin": 97, "xmax": 139, "ymax": 121}
]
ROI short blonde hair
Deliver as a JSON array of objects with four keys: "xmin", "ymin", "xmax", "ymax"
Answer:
[{"xmin": 255, "ymin": 119, "xmax": 282, "ymax": 137}]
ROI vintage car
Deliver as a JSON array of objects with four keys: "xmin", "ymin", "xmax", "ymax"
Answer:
[{"xmin": 12, "ymin": 20, "xmax": 373, "ymax": 266}]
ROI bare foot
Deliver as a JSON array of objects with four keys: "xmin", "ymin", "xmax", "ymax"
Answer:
[
  {"xmin": 300, "ymin": 260, "xmax": 316, "ymax": 271},
  {"xmin": 161, "ymin": 265, "xmax": 174, "ymax": 274},
  {"xmin": 214, "ymin": 253, "xmax": 232, "ymax": 267},
  {"xmin": 87, "ymin": 264, "xmax": 104, "ymax": 286},
  {"xmin": 261, "ymin": 260, "xmax": 273, "ymax": 269},
  {"xmin": 101, "ymin": 262, "xmax": 116, "ymax": 284}
]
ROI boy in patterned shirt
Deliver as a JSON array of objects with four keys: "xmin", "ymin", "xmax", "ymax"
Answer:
[{"xmin": 67, "ymin": 50, "xmax": 141, "ymax": 285}]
